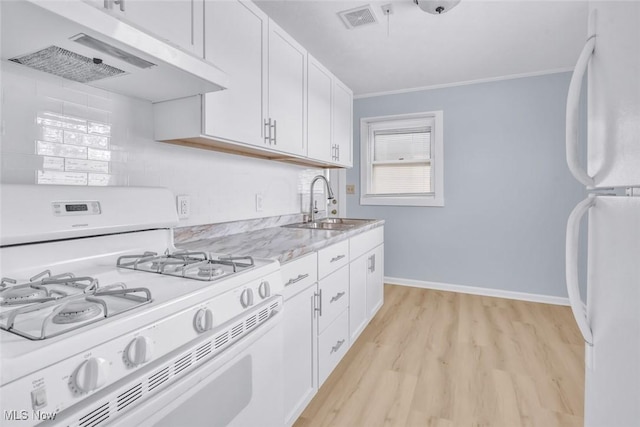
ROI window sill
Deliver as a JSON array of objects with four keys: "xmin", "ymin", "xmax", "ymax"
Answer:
[{"xmin": 360, "ymin": 195, "xmax": 444, "ymax": 207}]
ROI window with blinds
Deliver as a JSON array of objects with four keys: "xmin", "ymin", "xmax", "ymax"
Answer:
[
  {"xmin": 360, "ymin": 111, "xmax": 444, "ymax": 207},
  {"xmin": 372, "ymin": 127, "xmax": 432, "ymax": 195}
]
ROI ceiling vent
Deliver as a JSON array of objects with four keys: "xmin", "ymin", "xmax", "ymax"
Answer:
[{"xmin": 337, "ymin": 5, "xmax": 378, "ymax": 29}]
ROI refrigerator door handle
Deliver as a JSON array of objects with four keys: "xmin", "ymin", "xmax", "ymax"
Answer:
[
  {"xmin": 566, "ymin": 33, "xmax": 596, "ymax": 188},
  {"xmin": 566, "ymin": 195, "xmax": 595, "ymax": 345}
]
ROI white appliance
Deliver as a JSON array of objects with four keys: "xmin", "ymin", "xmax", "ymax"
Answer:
[
  {"xmin": 0, "ymin": 0, "xmax": 229, "ymax": 103},
  {"xmin": 0, "ymin": 185, "xmax": 284, "ymax": 427},
  {"xmin": 565, "ymin": 3, "xmax": 640, "ymax": 426}
]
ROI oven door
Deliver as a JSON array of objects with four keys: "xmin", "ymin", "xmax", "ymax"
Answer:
[{"xmin": 111, "ymin": 312, "xmax": 283, "ymax": 427}]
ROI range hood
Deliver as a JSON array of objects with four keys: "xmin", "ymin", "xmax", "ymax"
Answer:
[{"xmin": 1, "ymin": 0, "xmax": 229, "ymax": 103}]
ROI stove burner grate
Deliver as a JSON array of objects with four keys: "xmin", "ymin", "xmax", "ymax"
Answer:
[
  {"xmin": 0, "ymin": 275, "xmax": 152, "ymax": 340},
  {"xmin": 117, "ymin": 251, "xmax": 255, "ymax": 281}
]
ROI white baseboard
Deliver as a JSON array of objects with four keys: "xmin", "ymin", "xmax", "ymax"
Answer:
[{"xmin": 384, "ymin": 276, "xmax": 570, "ymax": 306}]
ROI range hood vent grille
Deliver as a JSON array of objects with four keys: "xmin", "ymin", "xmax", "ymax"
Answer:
[{"xmin": 9, "ymin": 45, "xmax": 125, "ymax": 83}]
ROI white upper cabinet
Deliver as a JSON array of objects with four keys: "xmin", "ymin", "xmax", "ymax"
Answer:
[
  {"xmin": 153, "ymin": 0, "xmax": 352, "ymax": 168},
  {"xmin": 84, "ymin": 0, "xmax": 204, "ymax": 57},
  {"xmin": 307, "ymin": 56, "xmax": 333, "ymax": 163},
  {"xmin": 306, "ymin": 54, "xmax": 353, "ymax": 167},
  {"xmin": 332, "ymin": 80, "xmax": 353, "ymax": 167},
  {"xmin": 203, "ymin": 0, "xmax": 266, "ymax": 146},
  {"xmin": 267, "ymin": 21, "xmax": 307, "ymax": 156}
]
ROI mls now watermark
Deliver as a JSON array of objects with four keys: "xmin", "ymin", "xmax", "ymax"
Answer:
[{"xmin": 4, "ymin": 410, "xmax": 57, "ymax": 422}]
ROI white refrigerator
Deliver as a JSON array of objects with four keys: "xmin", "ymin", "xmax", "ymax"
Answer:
[{"xmin": 565, "ymin": 2, "xmax": 640, "ymax": 426}]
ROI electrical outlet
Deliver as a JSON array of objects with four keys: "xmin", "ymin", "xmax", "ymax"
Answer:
[
  {"xmin": 346, "ymin": 184, "xmax": 355, "ymax": 195},
  {"xmin": 255, "ymin": 193, "xmax": 264, "ymax": 212},
  {"xmin": 177, "ymin": 195, "xmax": 190, "ymax": 219}
]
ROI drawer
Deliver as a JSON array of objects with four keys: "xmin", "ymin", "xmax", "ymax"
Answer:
[
  {"xmin": 318, "ymin": 265, "xmax": 349, "ymax": 333},
  {"xmin": 350, "ymin": 226, "xmax": 384, "ymax": 260},
  {"xmin": 318, "ymin": 309, "xmax": 349, "ymax": 386},
  {"xmin": 281, "ymin": 253, "xmax": 318, "ymax": 301},
  {"xmin": 317, "ymin": 239, "xmax": 349, "ymax": 279}
]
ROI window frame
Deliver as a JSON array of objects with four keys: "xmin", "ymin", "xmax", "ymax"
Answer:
[{"xmin": 360, "ymin": 111, "xmax": 444, "ymax": 207}]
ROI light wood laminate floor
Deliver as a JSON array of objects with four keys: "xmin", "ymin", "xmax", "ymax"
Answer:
[{"xmin": 294, "ymin": 285, "xmax": 585, "ymax": 427}]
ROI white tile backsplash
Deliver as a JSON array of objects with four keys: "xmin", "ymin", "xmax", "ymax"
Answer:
[{"xmin": 1, "ymin": 63, "xmax": 322, "ymax": 226}]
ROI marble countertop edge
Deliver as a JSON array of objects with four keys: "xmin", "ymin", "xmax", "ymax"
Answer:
[{"xmin": 176, "ymin": 219, "xmax": 385, "ymax": 265}]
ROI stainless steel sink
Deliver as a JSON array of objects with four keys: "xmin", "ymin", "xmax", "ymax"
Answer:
[{"xmin": 283, "ymin": 218, "xmax": 373, "ymax": 231}]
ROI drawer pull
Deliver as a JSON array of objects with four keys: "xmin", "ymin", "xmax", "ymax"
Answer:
[
  {"xmin": 330, "ymin": 291, "xmax": 345, "ymax": 303},
  {"xmin": 285, "ymin": 273, "xmax": 309, "ymax": 287},
  {"xmin": 330, "ymin": 339, "xmax": 345, "ymax": 354},
  {"xmin": 330, "ymin": 254, "xmax": 346, "ymax": 263}
]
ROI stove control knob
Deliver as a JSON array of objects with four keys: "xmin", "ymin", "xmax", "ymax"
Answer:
[
  {"xmin": 73, "ymin": 357, "xmax": 109, "ymax": 393},
  {"xmin": 194, "ymin": 308, "xmax": 214, "ymax": 333},
  {"xmin": 240, "ymin": 288, "xmax": 254, "ymax": 308},
  {"xmin": 258, "ymin": 281, "xmax": 271, "ymax": 299},
  {"xmin": 124, "ymin": 336, "xmax": 153, "ymax": 367}
]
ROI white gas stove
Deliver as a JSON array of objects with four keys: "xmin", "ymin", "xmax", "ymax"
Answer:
[{"xmin": 0, "ymin": 185, "xmax": 284, "ymax": 427}]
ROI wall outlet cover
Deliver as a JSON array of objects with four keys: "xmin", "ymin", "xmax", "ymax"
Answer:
[
  {"xmin": 346, "ymin": 184, "xmax": 355, "ymax": 195},
  {"xmin": 177, "ymin": 195, "xmax": 190, "ymax": 219}
]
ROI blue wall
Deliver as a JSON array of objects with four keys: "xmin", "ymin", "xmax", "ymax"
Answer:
[{"xmin": 347, "ymin": 72, "xmax": 587, "ymax": 298}]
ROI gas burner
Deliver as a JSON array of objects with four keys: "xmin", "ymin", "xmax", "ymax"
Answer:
[
  {"xmin": 117, "ymin": 251, "xmax": 256, "ymax": 282},
  {"xmin": 52, "ymin": 300, "xmax": 103, "ymax": 324},
  {"xmin": 197, "ymin": 265, "xmax": 225, "ymax": 278},
  {"xmin": 0, "ymin": 287, "xmax": 48, "ymax": 305},
  {"xmin": 0, "ymin": 273, "xmax": 152, "ymax": 340}
]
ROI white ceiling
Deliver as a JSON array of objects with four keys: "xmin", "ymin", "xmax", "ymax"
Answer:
[{"xmin": 255, "ymin": 0, "xmax": 588, "ymax": 96}]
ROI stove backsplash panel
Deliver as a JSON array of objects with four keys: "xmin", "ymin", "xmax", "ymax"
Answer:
[{"xmin": 1, "ymin": 62, "xmax": 322, "ymax": 226}]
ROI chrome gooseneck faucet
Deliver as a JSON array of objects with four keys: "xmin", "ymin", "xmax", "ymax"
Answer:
[{"xmin": 309, "ymin": 175, "xmax": 334, "ymax": 222}]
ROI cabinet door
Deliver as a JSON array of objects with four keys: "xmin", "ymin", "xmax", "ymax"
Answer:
[
  {"xmin": 283, "ymin": 283, "xmax": 318, "ymax": 426},
  {"xmin": 349, "ymin": 254, "xmax": 368, "ymax": 343},
  {"xmin": 366, "ymin": 245, "xmax": 384, "ymax": 318},
  {"xmin": 332, "ymin": 79, "xmax": 353, "ymax": 167},
  {"xmin": 307, "ymin": 56, "xmax": 332, "ymax": 162},
  {"xmin": 203, "ymin": 0, "xmax": 267, "ymax": 147},
  {"xmin": 268, "ymin": 20, "xmax": 307, "ymax": 156},
  {"xmin": 94, "ymin": 0, "xmax": 204, "ymax": 57}
]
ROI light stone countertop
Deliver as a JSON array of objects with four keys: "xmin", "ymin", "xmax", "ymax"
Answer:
[{"xmin": 176, "ymin": 219, "xmax": 384, "ymax": 265}]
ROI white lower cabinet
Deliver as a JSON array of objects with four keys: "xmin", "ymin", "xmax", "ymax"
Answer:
[
  {"xmin": 282, "ymin": 226, "xmax": 384, "ymax": 425},
  {"xmin": 349, "ymin": 254, "xmax": 368, "ymax": 342},
  {"xmin": 283, "ymin": 282, "xmax": 318, "ymax": 427},
  {"xmin": 318, "ymin": 309, "xmax": 349, "ymax": 386},
  {"xmin": 366, "ymin": 245, "xmax": 384, "ymax": 318},
  {"xmin": 318, "ymin": 265, "xmax": 349, "ymax": 333}
]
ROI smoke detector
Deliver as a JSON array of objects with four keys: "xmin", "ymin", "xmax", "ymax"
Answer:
[
  {"xmin": 337, "ymin": 5, "xmax": 378, "ymax": 29},
  {"xmin": 414, "ymin": 0, "xmax": 461, "ymax": 15}
]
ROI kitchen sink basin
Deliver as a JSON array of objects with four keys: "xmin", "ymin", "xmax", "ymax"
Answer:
[{"xmin": 283, "ymin": 218, "xmax": 374, "ymax": 231}]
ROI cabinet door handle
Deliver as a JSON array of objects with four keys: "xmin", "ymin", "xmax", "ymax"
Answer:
[
  {"xmin": 271, "ymin": 120, "xmax": 277, "ymax": 145},
  {"xmin": 330, "ymin": 291, "xmax": 345, "ymax": 303},
  {"xmin": 264, "ymin": 118, "xmax": 271, "ymax": 144},
  {"xmin": 337, "ymin": 145, "xmax": 340, "ymax": 161},
  {"xmin": 314, "ymin": 289, "xmax": 322, "ymax": 317},
  {"xmin": 330, "ymin": 339, "xmax": 345, "ymax": 354},
  {"xmin": 103, "ymin": 0, "xmax": 109, "ymax": 9},
  {"xmin": 285, "ymin": 273, "xmax": 309, "ymax": 287},
  {"xmin": 330, "ymin": 254, "xmax": 345, "ymax": 263},
  {"xmin": 114, "ymin": 0, "xmax": 125, "ymax": 11},
  {"xmin": 371, "ymin": 254, "xmax": 376, "ymax": 272}
]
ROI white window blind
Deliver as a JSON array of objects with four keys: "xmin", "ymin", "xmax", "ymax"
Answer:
[
  {"xmin": 372, "ymin": 127, "xmax": 432, "ymax": 195},
  {"xmin": 360, "ymin": 110, "xmax": 444, "ymax": 207}
]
